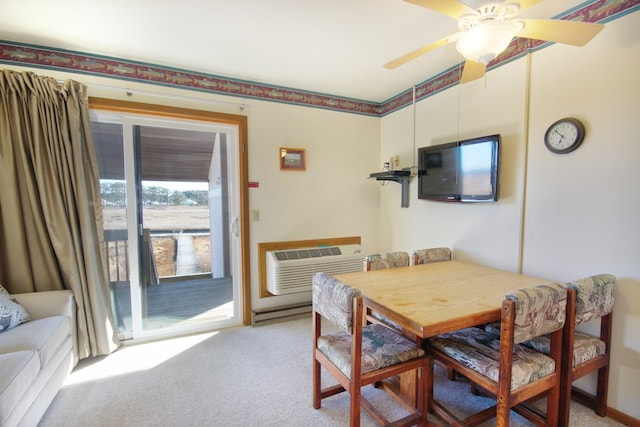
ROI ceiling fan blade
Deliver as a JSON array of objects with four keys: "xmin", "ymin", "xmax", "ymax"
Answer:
[
  {"xmin": 384, "ymin": 34, "xmax": 458, "ymax": 69},
  {"xmin": 518, "ymin": 19, "xmax": 604, "ymax": 46},
  {"xmin": 461, "ymin": 60, "xmax": 486, "ymax": 84},
  {"xmin": 403, "ymin": 0, "xmax": 475, "ymax": 20}
]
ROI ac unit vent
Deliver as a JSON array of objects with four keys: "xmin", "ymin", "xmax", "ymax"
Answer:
[
  {"xmin": 267, "ymin": 244, "xmax": 362, "ymax": 295},
  {"xmin": 273, "ymin": 246, "xmax": 343, "ymax": 261}
]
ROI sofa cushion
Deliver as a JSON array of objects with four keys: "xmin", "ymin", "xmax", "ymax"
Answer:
[
  {"xmin": 0, "ymin": 351, "xmax": 41, "ymax": 424},
  {"xmin": 0, "ymin": 316, "xmax": 70, "ymax": 367},
  {"xmin": 0, "ymin": 285, "xmax": 30, "ymax": 333}
]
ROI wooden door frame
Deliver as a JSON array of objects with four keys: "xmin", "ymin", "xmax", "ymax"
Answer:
[{"xmin": 89, "ymin": 97, "xmax": 252, "ymax": 325}]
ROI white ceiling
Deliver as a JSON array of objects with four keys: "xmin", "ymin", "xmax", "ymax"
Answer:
[{"xmin": 1, "ymin": 0, "xmax": 590, "ymax": 103}]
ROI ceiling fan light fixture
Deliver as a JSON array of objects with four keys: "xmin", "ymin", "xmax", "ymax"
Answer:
[{"xmin": 456, "ymin": 20, "xmax": 521, "ymax": 65}]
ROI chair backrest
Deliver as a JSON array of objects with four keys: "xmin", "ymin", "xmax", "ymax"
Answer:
[
  {"xmin": 312, "ymin": 272, "xmax": 360, "ymax": 333},
  {"xmin": 364, "ymin": 252, "xmax": 409, "ymax": 271},
  {"xmin": 412, "ymin": 247, "xmax": 452, "ymax": 265},
  {"xmin": 567, "ymin": 274, "xmax": 616, "ymax": 325},
  {"xmin": 505, "ymin": 283, "xmax": 567, "ymax": 344}
]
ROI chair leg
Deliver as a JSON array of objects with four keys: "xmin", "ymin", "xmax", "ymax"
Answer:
[
  {"xmin": 470, "ymin": 382, "xmax": 479, "ymax": 396},
  {"xmin": 350, "ymin": 385, "xmax": 361, "ymax": 427},
  {"xmin": 496, "ymin": 393, "xmax": 510, "ymax": 427},
  {"xmin": 447, "ymin": 367, "xmax": 456, "ymax": 381},
  {"xmin": 546, "ymin": 381, "xmax": 560, "ymax": 426},
  {"xmin": 595, "ymin": 365, "xmax": 609, "ymax": 417},
  {"xmin": 426, "ymin": 358, "xmax": 434, "ymax": 415},
  {"xmin": 558, "ymin": 375, "xmax": 572, "ymax": 427},
  {"xmin": 422, "ymin": 359, "xmax": 432, "ymax": 424},
  {"xmin": 313, "ymin": 357, "xmax": 321, "ymax": 409}
]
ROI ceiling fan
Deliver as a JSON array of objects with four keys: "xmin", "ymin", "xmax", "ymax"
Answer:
[{"xmin": 385, "ymin": 0, "xmax": 604, "ymax": 83}]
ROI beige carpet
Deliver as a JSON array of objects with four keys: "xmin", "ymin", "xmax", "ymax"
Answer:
[{"xmin": 40, "ymin": 317, "xmax": 624, "ymax": 426}]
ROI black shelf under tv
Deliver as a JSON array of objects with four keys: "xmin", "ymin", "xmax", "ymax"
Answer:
[
  {"xmin": 368, "ymin": 170, "xmax": 411, "ymax": 180},
  {"xmin": 368, "ymin": 169, "xmax": 412, "ymax": 208}
]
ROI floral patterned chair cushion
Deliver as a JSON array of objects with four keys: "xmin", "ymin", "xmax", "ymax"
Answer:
[
  {"xmin": 318, "ymin": 323, "xmax": 425, "ymax": 377},
  {"xmin": 312, "ymin": 272, "xmax": 359, "ymax": 333},
  {"xmin": 312, "ymin": 274, "xmax": 429, "ymax": 426},
  {"xmin": 526, "ymin": 332, "xmax": 606, "ymax": 367},
  {"xmin": 506, "ymin": 283, "xmax": 567, "ymax": 344},
  {"xmin": 485, "ymin": 323, "xmax": 607, "ymax": 366},
  {"xmin": 486, "ymin": 322, "xmax": 607, "ymax": 367},
  {"xmin": 429, "ymin": 327, "xmax": 556, "ymax": 391},
  {"xmin": 369, "ymin": 312, "xmax": 402, "ymax": 331},
  {"xmin": 364, "ymin": 252, "xmax": 409, "ymax": 271},
  {"xmin": 412, "ymin": 247, "xmax": 452, "ymax": 265},
  {"xmin": 569, "ymin": 274, "xmax": 616, "ymax": 325},
  {"xmin": 487, "ymin": 275, "xmax": 615, "ymax": 367},
  {"xmin": 312, "ymin": 272, "xmax": 425, "ymax": 378},
  {"xmin": 429, "ymin": 283, "xmax": 566, "ymax": 391}
]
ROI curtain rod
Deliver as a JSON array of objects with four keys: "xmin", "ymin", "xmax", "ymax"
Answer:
[{"xmin": 59, "ymin": 80, "xmax": 250, "ymax": 111}]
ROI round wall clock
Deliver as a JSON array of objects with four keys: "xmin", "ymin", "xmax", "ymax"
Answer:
[{"xmin": 544, "ymin": 117, "xmax": 586, "ymax": 154}]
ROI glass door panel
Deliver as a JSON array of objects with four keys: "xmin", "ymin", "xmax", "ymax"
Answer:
[
  {"xmin": 92, "ymin": 112, "xmax": 242, "ymax": 340},
  {"xmin": 136, "ymin": 124, "xmax": 233, "ymax": 331},
  {"xmin": 92, "ymin": 119, "xmax": 132, "ymax": 332}
]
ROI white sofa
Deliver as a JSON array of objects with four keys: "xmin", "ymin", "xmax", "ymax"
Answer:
[{"xmin": 0, "ymin": 290, "xmax": 77, "ymax": 427}]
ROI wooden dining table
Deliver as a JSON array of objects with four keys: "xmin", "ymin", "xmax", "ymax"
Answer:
[{"xmin": 331, "ymin": 259, "xmax": 553, "ymax": 408}]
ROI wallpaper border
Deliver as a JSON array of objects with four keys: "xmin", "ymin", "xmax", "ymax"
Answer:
[{"xmin": 1, "ymin": 0, "xmax": 636, "ymax": 117}]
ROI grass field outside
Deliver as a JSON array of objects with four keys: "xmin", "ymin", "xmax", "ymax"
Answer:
[{"xmin": 103, "ymin": 206, "xmax": 212, "ymax": 277}]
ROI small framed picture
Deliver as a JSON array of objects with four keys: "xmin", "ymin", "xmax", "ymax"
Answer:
[{"xmin": 280, "ymin": 147, "xmax": 306, "ymax": 171}]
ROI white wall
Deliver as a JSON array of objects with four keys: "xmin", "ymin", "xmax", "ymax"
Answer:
[
  {"xmin": 380, "ymin": 12, "xmax": 640, "ymax": 418},
  {"xmin": 245, "ymin": 100, "xmax": 381, "ymax": 310},
  {"xmin": 525, "ymin": 13, "xmax": 640, "ymax": 416},
  {"xmin": 380, "ymin": 60, "xmax": 530, "ymax": 271}
]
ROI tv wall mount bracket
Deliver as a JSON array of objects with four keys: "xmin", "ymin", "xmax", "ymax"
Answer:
[{"xmin": 368, "ymin": 169, "xmax": 412, "ymax": 208}]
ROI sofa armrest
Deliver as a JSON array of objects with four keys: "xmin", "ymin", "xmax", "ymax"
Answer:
[
  {"xmin": 12, "ymin": 290, "xmax": 74, "ymax": 321},
  {"xmin": 12, "ymin": 290, "xmax": 79, "ymax": 366}
]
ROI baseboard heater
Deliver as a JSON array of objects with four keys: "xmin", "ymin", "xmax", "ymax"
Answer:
[{"xmin": 252, "ymin": 303, "xmax": 312, "ymax": 326}]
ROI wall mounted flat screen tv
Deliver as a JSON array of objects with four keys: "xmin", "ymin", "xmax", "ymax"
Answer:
[{"xmin": 418, "ymin": 134, "xmax": 500, "ymax": 202}]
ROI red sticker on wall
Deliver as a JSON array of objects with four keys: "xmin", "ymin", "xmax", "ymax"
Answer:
[{"xmin": 248, "ymin": 182, "xmax": 259, "ymax": 188}]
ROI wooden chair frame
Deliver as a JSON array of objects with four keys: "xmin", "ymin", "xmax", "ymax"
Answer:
[
  {"xmin": 558, "ymin": 287, "xmax": 613, "ymax": 426},
  {"xmin": 513, "ymin": 280, "xmax": 614, "ymax": 426},
  {"xmin": 429, "ymin": 298, "xmax": 563, "ymax": 427},
  {"xmin": 313, "ymin": 295, "xmax": 428, "ymax": 427}
]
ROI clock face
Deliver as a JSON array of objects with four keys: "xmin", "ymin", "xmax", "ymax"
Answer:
[{"xmin": 544, "ymin": 118, "xmax": 585, "ymax": 154}]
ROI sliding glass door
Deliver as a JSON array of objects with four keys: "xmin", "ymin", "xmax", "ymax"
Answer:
[{"xmin": 91, "ymin": 112, "xmax": 242, "ymax": 340}]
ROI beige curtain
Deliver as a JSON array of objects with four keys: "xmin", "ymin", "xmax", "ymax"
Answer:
[{"xmin": 0, "ymin": 69, "xmax": 119, "ymax": 358}]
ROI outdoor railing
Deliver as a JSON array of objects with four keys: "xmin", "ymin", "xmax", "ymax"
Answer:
[{"xmin": 103, "ymin": 229, "xmax": 158, "ymax": 287}]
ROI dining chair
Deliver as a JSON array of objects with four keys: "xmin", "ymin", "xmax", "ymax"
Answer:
[
  {"xmin": 428, "ymin": 283, "xmax": 567, "ymax": 426},
  {"xmin": 411, "ymin": 247, "xmax": 452, "ymax": 265},
  {"xmin": 364, "ymin": 249, "xmax": 457, "ymax": 387},
  {"xmin": 510, "ymin": 275, "xmax": 615, "ymax": 426},
  {"xmin": 363, "ymin": 252, "xmax": 410, "ymax": 331},
  {"xmin": 363, "ymin": 251, "xmax": 410, "ymax": 271},
  {"xmin": 411, "ymin": 247, "xmax": 458, "ymax": 379},
  {"xmin": 312, "ymin": 272, "xmax": 428, "ymax": 427},
  {"xmin": 559, "ymin": 274, "xmax": 615, "ymax": 424}
]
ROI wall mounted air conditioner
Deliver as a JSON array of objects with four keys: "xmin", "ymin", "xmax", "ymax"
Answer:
[{"xmin": 266, "ymin": 244, "xmax": 363, "ymax": 295}]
